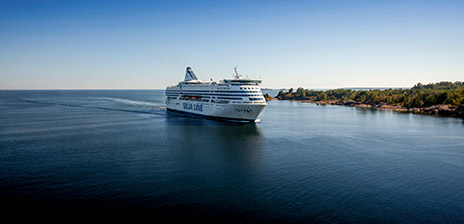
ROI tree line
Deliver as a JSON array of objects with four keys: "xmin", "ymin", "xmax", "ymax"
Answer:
[{"xmin": 276, "ymin": 81, "xmax": 464, "ymax": 108}]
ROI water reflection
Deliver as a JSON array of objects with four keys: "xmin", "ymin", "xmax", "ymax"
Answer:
[
  {"xmin": 164, "ymin": 111, "xmax": 264, "ymax": 181},
  {"xmin": 157, "ymin": 112, "xmax": 266, "ymax": 216}
]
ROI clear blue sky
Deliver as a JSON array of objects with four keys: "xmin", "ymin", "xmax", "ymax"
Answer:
[{"xmin": 0, "ymin": 0, "xmax": 463, "ymax": 89}]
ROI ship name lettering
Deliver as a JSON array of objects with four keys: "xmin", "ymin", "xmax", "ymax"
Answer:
[{"xmin": 183, "ymin": 103, "xmax": 203, "ymax": 112}]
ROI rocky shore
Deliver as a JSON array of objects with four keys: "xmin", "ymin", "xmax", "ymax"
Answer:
[
  {"xmin": 263, "ymin": 94, "xmax": 277, "ymax": 101},
  {"xmin": 288, "ymin": 99, "xmax": 464, "ymax": 118}
]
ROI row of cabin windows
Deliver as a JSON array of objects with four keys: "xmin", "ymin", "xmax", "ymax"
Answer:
[
  {"xmin": 176, "ymin": 90, "xmax": 260, "ymax": 93},
  {"xmin": 249, "ymin": 97, "xmax": 264, "ymax": 101},
  {"xmin": 179, "ymin": 86, "xmax": 258, "ymax": 90},
  {"xmin": 240, "ymin": 87, "xmax": 259, "ymax": 90},
  {"xmin": 170, "ymin": 96, "xmax": 264, "ymax": 102},
  {"xmin": 235, "ymin": 108, "xmax": 253, "ymax": 113}
]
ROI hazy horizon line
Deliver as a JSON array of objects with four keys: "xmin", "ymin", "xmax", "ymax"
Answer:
[{"xmin": 0, "ymin": 86, "xmax": 413, "ymax": 91}]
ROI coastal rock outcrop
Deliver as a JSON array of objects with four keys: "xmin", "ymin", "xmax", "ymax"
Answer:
[
  {"xmin": 264, "ymin": 94, "xmax": 277, "ymax": 101},
  {"xmin": 290, "ymin": 100, "xmax": 464, "ymax": 118},
  {"xmin": 422, "ymin": 104, "xmax": 454, "ymax": 116},
  {"xmin": 454, "ymin": 105, "xmax": 464, "ymax": 117}
]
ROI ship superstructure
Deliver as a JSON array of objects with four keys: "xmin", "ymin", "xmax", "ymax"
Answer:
[{"xmin": 165, "ymin": 67, "xmax": 267, "ymax": 122}]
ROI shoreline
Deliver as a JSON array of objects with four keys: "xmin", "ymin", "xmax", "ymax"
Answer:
[{"xmin": 274, "ymin": 99, "xmax": 464, "ymax": 118}]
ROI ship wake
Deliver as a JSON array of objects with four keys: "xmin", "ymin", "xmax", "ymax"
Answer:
[{"xmin": 22, "ymin": 98, "xmax": 166, "ymax": 115}]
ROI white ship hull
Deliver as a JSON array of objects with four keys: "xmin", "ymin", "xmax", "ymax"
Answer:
[
  {"xmin": 166, "ymin": 98, "xmax": 266, "ymax": 122},
  {"xmin": 165, "ymin": 67, "xmax": 267, "ymax": 123}
]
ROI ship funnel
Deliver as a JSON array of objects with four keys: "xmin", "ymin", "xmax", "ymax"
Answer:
[
  {"xmin": 234, "ymin": 66, "xmax": 242, "ymax": 79},
  {"xmin": 184, "ymin": 67, "xmax": 199, "ymax": 81}
]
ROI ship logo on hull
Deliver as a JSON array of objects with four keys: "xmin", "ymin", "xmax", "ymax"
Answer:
[{"xmin": 183, "ymin": 102, "xmax": 203, "ymax": 112}]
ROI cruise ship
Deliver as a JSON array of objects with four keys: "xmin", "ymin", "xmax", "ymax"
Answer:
[{"xmin": 165, "ymin": 67, "xmax": 267, "ymax": 122}]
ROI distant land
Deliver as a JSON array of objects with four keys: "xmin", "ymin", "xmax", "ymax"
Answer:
[
  {"xmin": 340, "ymin": 87, "xmax": 409, "ymax": 91},
  {"xmin": 262, "ymin": 87, "xmax": 409, "ymax": 92},
  {"xmin": 264, "ymin": 81, "xmax": 464, "ymax": 118}
]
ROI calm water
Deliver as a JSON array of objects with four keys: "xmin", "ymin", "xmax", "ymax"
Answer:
[{"xmin": 1, "ymin": 90, "xmax": 463, "ymax": 222}]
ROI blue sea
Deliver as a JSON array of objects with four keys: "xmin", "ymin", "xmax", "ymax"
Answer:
[{"xmin": 1, "ymin": 90, "xmax": 463, "ymax": 222}]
